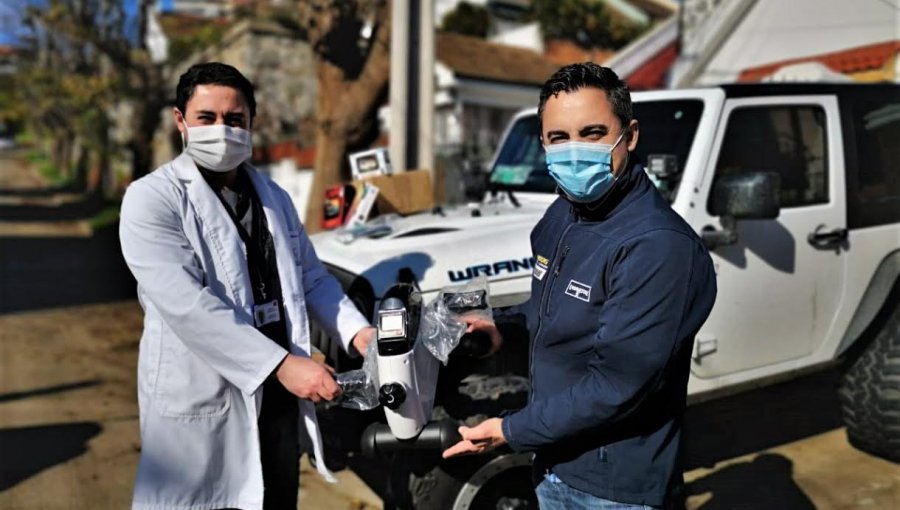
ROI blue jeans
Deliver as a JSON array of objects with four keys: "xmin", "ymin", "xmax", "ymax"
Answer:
[{"xmin": 536, "ymin": 472, "xmax": 659, "ymax": 510}]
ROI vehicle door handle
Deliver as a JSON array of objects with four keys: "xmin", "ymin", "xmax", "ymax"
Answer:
[{"xmin": 807, "ymin": 225, "xmax": 848, "ymax": 250}]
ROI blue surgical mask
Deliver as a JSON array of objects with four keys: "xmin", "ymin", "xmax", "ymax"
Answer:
[{"xmin": 544, "ymin": 132, "xmax": 626, "ymax": 203}]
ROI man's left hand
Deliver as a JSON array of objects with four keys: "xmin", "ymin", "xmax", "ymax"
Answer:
[
  {"xmin": 351, "ymin": 326, "xmax": 377, "ymax": 357},
  {"xmin": 442, "ymin": 418, "xmax": 506, "ymax": 458},
  {"xmin": 462, "ymin": 315, "xmax": 503, "ymax": 357}
]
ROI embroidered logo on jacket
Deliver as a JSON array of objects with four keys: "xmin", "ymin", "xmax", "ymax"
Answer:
[
  {"xmin": 533, "ymin": 254, "xmax": 549, "ymax": 281},
  {"xmin": 565, "ymin": 280, "xmax": 591, "ymax": 302}
]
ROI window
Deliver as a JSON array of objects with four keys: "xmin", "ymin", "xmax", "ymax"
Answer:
[
  {"xmin": 488, "ymin": 100, "xmax": 705, "ymax": 200},
  {"xmin": 633, "ymin": 100, "xmax": 704, "ymax": 202},
  {"xmin": 855, "ymin": 103, "xmax": 900, "ymax": 197},
  {"xmin": 710, "ymin": 105, "xmax": 828, "ymax": 212}
]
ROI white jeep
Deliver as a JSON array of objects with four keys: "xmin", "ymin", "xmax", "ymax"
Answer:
[{"xmin": 309, "ymin": 82, "xmax": 900, "ymax": 509}]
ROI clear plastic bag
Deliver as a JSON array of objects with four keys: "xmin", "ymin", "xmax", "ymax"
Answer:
[
  {"xmin": 334, "ymin": 339, "xmax": 379, "ymax": 411},
  {"xmin": 334, "ymin": 277, "xmax": 491, "ymax": 410},
  {"xmin": 440, "ymin": 276, "xmax": 492, "ymax": 323},
  {"xmin": 424, "ymin": 276, "xmax": 493, "ymax": 362},
  {"xmin": 417, "ymin": 291, "xmax": 467, "ymax": 364}
]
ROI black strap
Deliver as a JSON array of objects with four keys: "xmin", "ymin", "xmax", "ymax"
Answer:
[
  {"xmin": 213, "ymin": 172, "xmax": 289, "ymax": 349},
  {"xmin": 214, "ymin": 178, "xmax": 278, "ymax": 304}
]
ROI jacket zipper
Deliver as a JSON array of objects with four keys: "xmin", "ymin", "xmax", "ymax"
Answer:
[
  {"xmin": 544, "ymin": 246, "xmax": 570, "ymax": 317},
  {"xmin": 529, "ymin": 222, "xmax": 576, "ymax": 403}
]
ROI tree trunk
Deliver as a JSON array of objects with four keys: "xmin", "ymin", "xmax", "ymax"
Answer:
[
  {"xmin": 305, "ymin": 61, "xmax": 350, "ymax": 233},
  {"xmin": 130, "ymin": 63, "xmax": 167, "ymax": 182},
  {"xmin": 303, "ymin": 9, "xmax": 392, "ymax": 233}
]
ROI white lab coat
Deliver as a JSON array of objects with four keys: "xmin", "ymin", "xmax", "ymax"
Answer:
[{"xmin": 119, "ymin": 154, "xmax": 370, "ymax": 510}]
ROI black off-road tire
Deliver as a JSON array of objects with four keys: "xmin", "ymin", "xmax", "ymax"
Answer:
[
  {"xmin": 409, "ymin": 450, "xmax": 536, "ymax": 510},
  {"xmin": 838, "ymin": 298, "xmax": 900, "ymax": 463}
]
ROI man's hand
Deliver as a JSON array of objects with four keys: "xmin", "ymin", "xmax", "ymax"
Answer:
[
  {"xmin": 351, "ymin": 326, "xmax": 377, "ymax": 357},
  {"xmin": 442, "ymin": 418, "xmax": 506, "ymax": 458},
  {"xmin": 462, "ymin": 315, "xmax": 503, "ymax": 357},
  {"xmin": 275, "ymin": 354, "xmax": 340, "ymax": 403}
]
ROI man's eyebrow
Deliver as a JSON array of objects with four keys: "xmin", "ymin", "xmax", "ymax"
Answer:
[
  {"xmin": 193, "ymin": 110, "xmax": 245, "ymax": 117},
  {"xmin": 578, "ymin": 124, "xmax": 609, "ymax": 134},
  {"xmin": 545, "ymin": 129, "xmax": 570, "ymax": 138}
]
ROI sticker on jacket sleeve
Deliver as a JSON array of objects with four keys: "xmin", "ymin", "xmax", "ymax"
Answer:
[
  {"xmin": 533, "ymin": 254, "xmax": 550, "ymax": 281},
  {"xmin": 565, "ymin": 280, "xmax": 591, "ymax": 302}
]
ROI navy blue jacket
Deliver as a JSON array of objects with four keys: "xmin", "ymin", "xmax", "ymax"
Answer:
[{"xmin": 500, "ymin": 161, "xmax": 717, "ymax": 506}]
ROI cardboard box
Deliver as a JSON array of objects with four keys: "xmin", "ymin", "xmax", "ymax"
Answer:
[{"xmin": 355, "ymin": 170, "xmax": 435, "ymax": 215}]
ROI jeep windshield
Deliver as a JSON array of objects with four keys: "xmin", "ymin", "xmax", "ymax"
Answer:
[{"xmin": 489, "ymin": 99, "xmax": 705, "ymax": 202}]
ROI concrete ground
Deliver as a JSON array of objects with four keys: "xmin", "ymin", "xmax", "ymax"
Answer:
[{"xmin": 1, "ymin": 148, "xmax": 898, "ymax": 509}]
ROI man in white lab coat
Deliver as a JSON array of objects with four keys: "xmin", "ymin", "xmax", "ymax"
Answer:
[{"xmin": 119, "ymin": 62, "xmax": 376, "ymax": 510}]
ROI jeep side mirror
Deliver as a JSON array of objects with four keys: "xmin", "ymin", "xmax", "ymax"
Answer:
[{"xmin": 702, "ymin": 172, "xmax": 781, "ymax": 250}]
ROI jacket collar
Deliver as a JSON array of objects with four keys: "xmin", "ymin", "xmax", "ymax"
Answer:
[{"xmin": 567, "ymin": 159, "xmax": 649, "ymax": 222}]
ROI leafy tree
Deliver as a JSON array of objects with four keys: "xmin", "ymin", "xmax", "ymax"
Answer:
[
  {"xmin": 532, "ymin": 0, "xmax": 646, "ymax": 50},
  {"xmin": 167, "ymin": 23, "xmax": 225, "ymax": 64},
  {"xmin": 8, "ymin": 0, "xmax": 167, "ymax": 195},
  {"xmin": 441, "ymin": 2, "xmax": 491, "ymax": 38}
]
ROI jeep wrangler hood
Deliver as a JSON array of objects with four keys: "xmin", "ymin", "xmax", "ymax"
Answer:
[{"xmin": 311, "ymin": 194, "xmax": 552, "ymax": 302}]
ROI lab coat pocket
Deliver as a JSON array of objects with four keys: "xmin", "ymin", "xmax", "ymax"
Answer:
[{"xmin": 155, "ymin": 326, "xmax": 231, "ymax": 419}]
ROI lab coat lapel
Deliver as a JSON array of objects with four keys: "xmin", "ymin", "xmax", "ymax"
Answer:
[
  {"xmin": 174, "ymin": 153, "xmax": 254, "ymax": 310},
  {"xmin": 245, "ymin": 166, "xmax": 304, "ymax": 351},
  {"xmin": 246, "ymin": 166, "xmax": 337, "ymax": 483}
]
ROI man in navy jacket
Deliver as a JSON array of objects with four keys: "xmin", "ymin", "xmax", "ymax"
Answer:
[{"xmin": 443, "ymin": 63, "xmax": 717, "ymax": 509}]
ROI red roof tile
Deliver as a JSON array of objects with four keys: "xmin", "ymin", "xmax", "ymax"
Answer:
[
  {"xmin": 739, "ymin": 40, "xmax": 900, "ymax": 82},
  {"xmin": 544, "ymin": 39, "xmax": 616, "ymax": 67},
  {"xmin": 625, "ymin": 40, "xmax": 677, "ymax": 90}
]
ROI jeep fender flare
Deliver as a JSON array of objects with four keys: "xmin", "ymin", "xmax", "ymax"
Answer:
[{"xmin": 837, "ymin": 249, "xmax": 900, "ymax": 357}]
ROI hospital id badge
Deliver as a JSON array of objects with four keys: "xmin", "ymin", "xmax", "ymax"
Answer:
[{"xmin": 253, "ymin": 300, "xmax": 281, "ymax": 327}]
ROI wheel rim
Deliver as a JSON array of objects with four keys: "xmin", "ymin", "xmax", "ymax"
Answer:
[{"xmin": 452, "ymin": 452, "xmax": 536, "ymax": 510}]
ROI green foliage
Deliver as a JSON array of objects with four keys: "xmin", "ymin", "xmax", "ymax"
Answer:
[
  {"xmin": 32, "ymin": 150, "xmax": 69, "ymax": 185},
  {"xmin": 26, "ymin": 149, "xmax": 45, "ymax": 163},
  {"xmin": 441, "ymin": 1, "xmax": 491, "ymax": 38},
  {"xmin": 532, "ymin": 0, "xmax": 647, "ymax": 50},
  {"xmin": 14, "ymin": 130, "xmax": 35, "ymax": 147},
  {"xmin": 168, "ymin": 24, "xmax": 226, "ymax": 64},
  {"xmin": 89, "ymin": 205, "xmax": 121, "ymax": 229},
  {"xmin": 1, "ymin": 0, "xmax": 170, "ymax": 190},
  {"xmin": 268, "ymin": 7, "xmax": 305, "ymax": 34},
  {"xmin": 3, "ymin": 0, "xmax": 131, "ymax": 193}
]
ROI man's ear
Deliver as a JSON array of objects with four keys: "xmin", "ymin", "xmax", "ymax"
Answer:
[
  {"xmin": 173, "ymin": 108, "xmax": 186, "ymax": 134},
  {"xmin": 626, "ymin": 119, "xmax": 639, "ymax": 152}
]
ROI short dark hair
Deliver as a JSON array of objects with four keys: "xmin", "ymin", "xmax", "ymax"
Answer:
[
  {"xmin": 538, "ymin": 62, "xmax": 632, "ymax": 132},
  {"xmin": 175, "ymin": 62, "xmax": 257, "ymax": 121}
]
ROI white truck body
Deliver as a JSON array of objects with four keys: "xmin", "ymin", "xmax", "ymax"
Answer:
[
  {"xmin": 309, "ymin": 84, "xmax": 900, "ymax": 473},
  {"xmin": 312, "ymin": 84, "xmax": 899, "ymax": 401}
]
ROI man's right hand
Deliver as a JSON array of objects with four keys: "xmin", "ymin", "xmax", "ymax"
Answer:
[{"xmin": 275, "ymin": 354, "xmax": 341, "ymax": 403}]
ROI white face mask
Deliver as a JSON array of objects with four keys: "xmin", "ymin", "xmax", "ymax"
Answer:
[{"xmin": 182, "ymin": 123, "xmax": 252, "ymax": 173}]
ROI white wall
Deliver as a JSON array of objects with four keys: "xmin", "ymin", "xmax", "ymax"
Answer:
[
  {"xmin": 259, "ymin": 159, "xmax": 314, "ymax": 224},
  {"xmin": 678, "ymin": 0, "xmax": 900, "ymax": 86}
]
